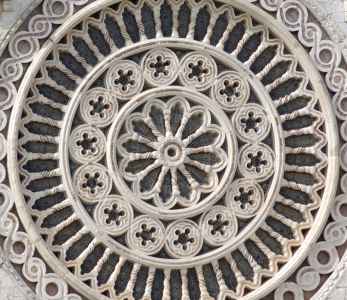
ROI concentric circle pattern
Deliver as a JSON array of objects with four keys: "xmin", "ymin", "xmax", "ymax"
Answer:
[{"xmin": 0, "ymin": 0, "xmax": 343, "ymax": 300}]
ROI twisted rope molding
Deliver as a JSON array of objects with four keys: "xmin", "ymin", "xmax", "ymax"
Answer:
[
  {"xmin": 0, "ymin": 0, "xmax": 346, "ymax": 299},
  {"xmin": 252, "ymin": 1, "xmax": 347, "ymax": 298},
  {"xmin": 250, "ymin": 1, "xmax": 347, "ymax": 299},
  {"xmin": 0, "ymin": 2, "xmax": 88, "ymax": 299}
]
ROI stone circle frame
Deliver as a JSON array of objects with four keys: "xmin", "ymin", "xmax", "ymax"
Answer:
[{"xmin": 0, "ymin": 0, "xmax": 346, "ymax": 299}]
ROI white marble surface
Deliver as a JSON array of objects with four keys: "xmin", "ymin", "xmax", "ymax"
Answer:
[
  {"xmin": 0, "ymin": 0, "xmax": 35, "ymax": 42},
  {"xmin": 0, "ymin": 268, "xmax": 27, "ymax": 300},
  {"xmin": 0, "ymin": 1, "xmax": 346, "ymax": 299},
  {"xmin": 321, "ymin": 0, "xmax": 347, "ymax": 60},
  {"xmin": 328, "ymin": 272, "xmax": 347, "ymax": 300}
]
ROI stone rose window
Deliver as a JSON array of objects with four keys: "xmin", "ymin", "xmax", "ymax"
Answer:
[{"xmin": 0, "ymin": 1, "xmax": 346, "ymax": 300}]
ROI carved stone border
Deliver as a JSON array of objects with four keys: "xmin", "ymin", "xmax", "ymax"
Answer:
[{"xmin": 0, "ymin": 0, "xmax": 346, "ymax": 299}]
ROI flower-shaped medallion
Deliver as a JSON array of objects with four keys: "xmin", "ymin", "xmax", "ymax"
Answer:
[{"xmin": 115, "ymin": 96, "xmax": 229, "ymax": 209}]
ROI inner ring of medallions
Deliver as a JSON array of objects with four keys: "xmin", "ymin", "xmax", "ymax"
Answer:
[
  {"xmin": 61, "ymin": 40, "xmax": 283, "ymax": 222},
  {"xmin": 57, "ymin": 40, "xmax": 285, "ymax": 267}
]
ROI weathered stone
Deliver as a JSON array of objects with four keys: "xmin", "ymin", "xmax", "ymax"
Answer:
[{"xmin": 0, "ymin": 1, "xmax": 347, "ymax": 300}]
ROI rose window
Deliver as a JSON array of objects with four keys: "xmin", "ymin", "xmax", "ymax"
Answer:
[{"xmin": 0, "ymin": 0, "xmax": 345, "ymax": 300}]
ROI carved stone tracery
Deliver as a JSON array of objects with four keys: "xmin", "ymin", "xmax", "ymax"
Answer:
[{"xmin": 0, "ymin": 0, "xmax": 345, "ymax": 300}]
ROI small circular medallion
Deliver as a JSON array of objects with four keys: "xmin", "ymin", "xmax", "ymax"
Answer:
[
  {"xmin": 79, "ymin": 88, "xmax": 118, "ymax": 128},
  {"xmin": 226, "ymin": 179, "xmax": 265, "ymax": 218},
  {"xmin": 239, "ymin": 143, "xmax": 275, "ymax": 180},
  {"xmin": 73, "ymin": 163, "xmax": 112, "ymax": 203},
  {"xmin": 179, "ymin": 51, "xmax": 217, "ymax": 91},
  {"xmin": 212, "ymin": 71, "xmax": 250, "ymax": 110},
  {"xmin": 142, "ymin": 47, "xmax": 179, "ymax": 86},
  {"xmin": 165, "ymin": 219, "xmax": 203, "ymax": 258},
  {"xmin": 105, "ymin": 60, "xmax": 144, "ymax": 100},
  {"xmin": 234, "ymin": 104, "xmax": 271, "ymax": 142},
  {"xmin": 126, "ymin": 215, "xmax": 165, "ymax": 255},
  {"xmin": 69, "ymin": 125, "xmax": 106, "ymax": 164},
  {"xmin": 200, "ymin": 205, "xmax": 238, "ymax": 246},
  {"xmin": 94, "ymin": 196, "xmax": 133, "ymax": 235}
]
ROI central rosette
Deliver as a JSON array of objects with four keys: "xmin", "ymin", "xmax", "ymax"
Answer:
[
  {"xmin": 114, "ymin": 96, "xmax": 228, "ymax": 209},
  {"xmin": 108, "ymin": 88, "xmax": 236, "ymax": 214}
]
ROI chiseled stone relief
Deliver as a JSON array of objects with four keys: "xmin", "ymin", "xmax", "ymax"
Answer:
[{"xmin": 0, "ymin": 0, "xmax": 347, "ymax": 299}]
